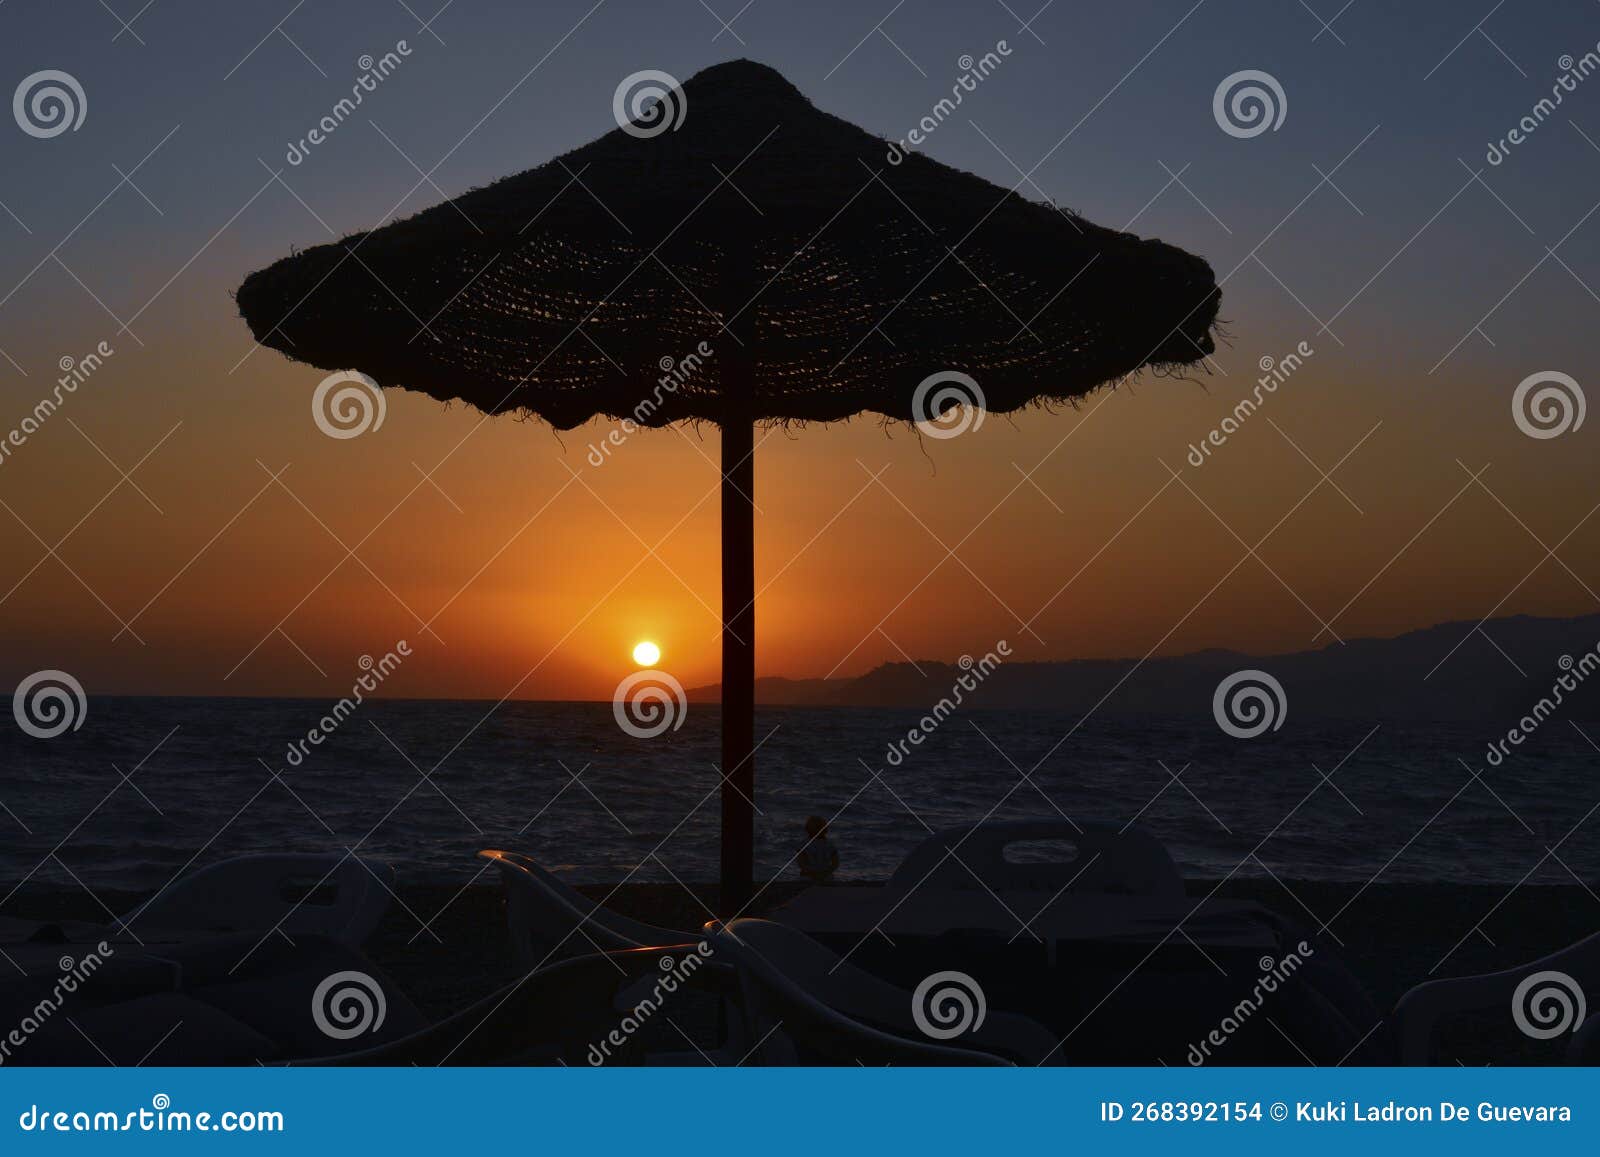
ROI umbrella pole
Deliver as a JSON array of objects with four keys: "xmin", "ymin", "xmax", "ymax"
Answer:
[{"xmin": 719, "ymin": 400, "xmax": 756, "ymax": 917}]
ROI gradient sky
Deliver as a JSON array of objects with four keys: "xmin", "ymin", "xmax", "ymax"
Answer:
[{"xmin": 1, "ymin": 0, "xmax": 1597, "ymax": 702}]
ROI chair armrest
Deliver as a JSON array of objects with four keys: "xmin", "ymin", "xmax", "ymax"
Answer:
[{"xmin": 1393, "ymin": 931, "xmax": 1600, "ymax": 1064}]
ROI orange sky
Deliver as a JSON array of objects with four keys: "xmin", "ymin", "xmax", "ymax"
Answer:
[{"xmin": 1, "ymin": 312, "xmax": 1595, "ymax": 703}]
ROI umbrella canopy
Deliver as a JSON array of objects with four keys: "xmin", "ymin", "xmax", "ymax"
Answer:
[{"xmin": 236, "ymin": 59, "xmax": 1220, "ymax": 913}]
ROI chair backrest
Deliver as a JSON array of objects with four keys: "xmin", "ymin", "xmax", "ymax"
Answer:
[
  {"xmin": 887, "ymin": 819, "xmax": 1183, "ymax": 898},
  {"xmin": 1393, "ymin": 929, "xmax": 1600, "ymax": 1064},
  {"xmin": 123, "ymin": 853, "xmax": 392, "ymax": 946},
  {"xmin": 712, "ymin": 918, "xmax": 1053, "ymax": 1065},
  {"xmin": 477, "ymin": 849, "xmax": 690, "ymax": 966}
]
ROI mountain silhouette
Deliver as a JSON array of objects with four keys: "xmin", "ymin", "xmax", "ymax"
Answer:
[{"xmin": 687, "ymin": 612, "xmax": 1600, "ymax": 722}]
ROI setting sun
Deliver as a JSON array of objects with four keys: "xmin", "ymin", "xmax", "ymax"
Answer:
[{"xmin": 632, "ymin": 641, "xmax": 661, "ymax": 667}]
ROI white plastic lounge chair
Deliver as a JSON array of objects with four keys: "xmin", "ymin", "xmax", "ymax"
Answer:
[
  {"xmin": 1393, "ymin": 929, "xmax": 1600, "ymax": 1064},
  {"xmin": 476, "ymin": 851, "xmax": 761, "ymax": 1065},
  {"xmin": 477, "ymin": 849, "xmax": 694, "ymax": 966},
  {"xmin": 122, "ymin": 853, "xmax": 393, "ymax": 947},
  {"xmin": 709, "ymin": 917, "xmax": 1060, "ymax": 1065},
  {"xmin": 888, "ymin": 818, "xmax": 1183, "ymax": 898}
]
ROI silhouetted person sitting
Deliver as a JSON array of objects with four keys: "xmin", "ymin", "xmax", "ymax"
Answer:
[{"xmin": 799, "ymin": 815, "xmax": 839, "ymax": 884}]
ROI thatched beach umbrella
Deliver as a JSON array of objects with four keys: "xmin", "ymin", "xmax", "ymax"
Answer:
[{"xmin": 236, "ymin": 60, "xmax": 1219, "ymax": 913}]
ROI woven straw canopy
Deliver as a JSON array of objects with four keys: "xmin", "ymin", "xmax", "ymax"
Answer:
[
  {"xmin": 236, "ymin": 59, "xmax": 1222, "ymax": 913},
  {"xmin": 236, "ymin": 59, "xmax": 1219, "ymax": 429}
]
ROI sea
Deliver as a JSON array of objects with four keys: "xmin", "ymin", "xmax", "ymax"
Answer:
[{"xmin": 1, "ymin": 696, "xmax": 1595, "ymax": 896}]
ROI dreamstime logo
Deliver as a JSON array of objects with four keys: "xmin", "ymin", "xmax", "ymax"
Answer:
[
  {"xmin": 885, "ymin": 42, "xmax": 1012, "ymax": 164},
  {"xmin": 1212, "ymin": 70, "xmax": 1286, "ymax": 139},
  {"xmin": 16, "ymin": 1093, "xmax": 283, "ymax": 1133},
  {"xmin": 0, "ymin": 941, "xmax": 113, "ymax": 1065},
  {"xmin": 1186, "ymin": 340, "xmax": 1313, "ymax": 467},
  {"xmin": 1487, "ymin": 47, "xmax": 1600, "ymax": 166},
  {"xmin": 1187, "ymin": 942, "xmax": 1314, "ymax": 1065},
  {"xmin": 1485, "ymin": 647, "xmax": 1600, "ymax": 767},
  {"xmin": 911, "ymin": 971, "xmax": 986, "ymax": 1040},
  {"xmin": 613, "ymin": 70, "xmax": 686, "ymax": 138},
  {"xmin": 587, "ymin": 340, "xmax": 715, "ymax": 465},
  {"xmin": 1511, "ymin": 970, "xmax": 1586, "ymax": 1040},
  {"xmin": 1512, "ymin": 371, "xmax": 1584, "ymax": 440},
  {"xmin": 285, "ymin": 41, "xmax": 413, "ymax": 165},
  {"xmin": 13, "ymin": 670, "xmax": 86, "ymax": 738},
  {"xmin": 311, "ymin": 970, "xmax": 387, "ymax": 1040},
  {"xmin": 613, "ymin": 669, "xmax": 687, "ymax": 738},
  {"xmin": 912, "ymin": 371, "xmax": 985, "ymax": 439},
  {"xmin": 312, "ymin": 370, "xmax": 386, "ymax": 439},
  {"xmin": 587, "ymin": 942, "xmax": 714, "ymax": 1065},
  {"xmin": 884, "ymin": 642, "xmax": 1010, "ymax": 767},
  {"xmin": 13, "ymin": 70, "xmax": 86, "ymax": 138},
  {"xmin": 1, "ymin": 340, "xmax": 114, "ymax": 470},
  {"xmin": 1212, "ymin": 669, "xmax": 1286, "ymax": 739},
  {"xmin": 283, "ymin": 642, "xmax": 410, "ymax": 768}
]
